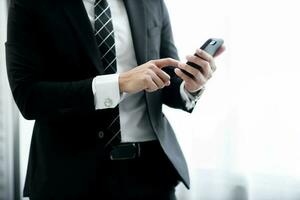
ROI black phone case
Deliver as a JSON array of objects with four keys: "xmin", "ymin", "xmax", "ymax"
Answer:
[{"xmin": 182, "ymin": 38, "xmax": 224, "ymax": 78}]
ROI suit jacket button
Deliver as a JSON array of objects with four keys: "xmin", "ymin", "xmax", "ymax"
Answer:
[{"xmin": 98, "ymin": 131, "xmax": 105, "ymax": 139}]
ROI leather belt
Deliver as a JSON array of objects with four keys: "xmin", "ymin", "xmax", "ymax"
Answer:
[{"xmin": 109, "ymin": 140, "xmax": 159, "ymax": 160}]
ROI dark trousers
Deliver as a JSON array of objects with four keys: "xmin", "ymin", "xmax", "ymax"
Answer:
[{"xmin": 30, "ymin": 141, "xmax": 179, "ymax": 200}]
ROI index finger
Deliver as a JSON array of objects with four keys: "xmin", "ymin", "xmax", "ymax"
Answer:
[
  {"xmin": 195, "ymin": 44, "xmax": 226, "ymax": 62},
  {"xmin": 195, "ymin": 49, "xmax": 213, "ymax": 63},
  {"xmin": 152, "ymin": 58, "xmax": 180, "ymax": 69}
]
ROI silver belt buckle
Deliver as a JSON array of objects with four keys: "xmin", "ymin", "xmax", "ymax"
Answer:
[{"xmin": 110, "ymin": 143, "xmax": 141, "ymax": 160}]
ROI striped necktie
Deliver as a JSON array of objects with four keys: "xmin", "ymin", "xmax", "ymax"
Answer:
[{"xmin": 94, "ymin": 0, "xmax": 121, "ymax": 147}]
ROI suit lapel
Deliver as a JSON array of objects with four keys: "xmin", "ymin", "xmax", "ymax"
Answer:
[
  {"xmin": 123, "ymin": 0, "xmax": 147, "ymax": 65},
  {"xmin": 62, "ymin": 0, "xmax": 104, "ymax": 74},
  {"xmin": 124, "ymin": 0, "xmax": 160, "ymax": 132}
]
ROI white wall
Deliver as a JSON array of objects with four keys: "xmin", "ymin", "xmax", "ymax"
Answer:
[
  {"xmin": 165, "ymin": 0, "xmax": 300, "ymax": 177},
  {"xmin": 164, "ymin": 0, "xmax": 300, "ymax": 199}
]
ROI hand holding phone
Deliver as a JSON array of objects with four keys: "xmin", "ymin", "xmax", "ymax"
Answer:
[{"xmin": 182, "ymin": 38, "xmax": 224, "ymax": 78}]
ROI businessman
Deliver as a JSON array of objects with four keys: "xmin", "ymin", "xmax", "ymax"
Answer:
[{"xmin": 6, "ymin": 0, "xmax": 224, "ymax": 199}]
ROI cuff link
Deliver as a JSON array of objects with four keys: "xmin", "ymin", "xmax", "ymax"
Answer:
[{"xmin": 104, "ymin": 98, "xmax": 113, "ymax": 108}]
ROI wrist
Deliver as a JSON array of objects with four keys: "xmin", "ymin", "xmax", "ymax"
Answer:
[
  {"xmin": 119, "ymin": 72, "xmax": 128, "ymax": 93},
  {"xmin": 185, "ymin": 84, "xmax": 205, "ymax": 95}
]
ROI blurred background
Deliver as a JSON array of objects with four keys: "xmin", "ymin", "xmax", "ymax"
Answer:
[{"xmin": 1, "ymin": 0, "xmax": 300, "ymax": 199}]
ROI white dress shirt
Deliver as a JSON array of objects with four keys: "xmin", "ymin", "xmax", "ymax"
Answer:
[{"xmin": 83, "ymin": 0, "xmax": 200, "ymax": 142}]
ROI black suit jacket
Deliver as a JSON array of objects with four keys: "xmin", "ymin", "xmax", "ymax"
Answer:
[{"xmin": 6, "ymin": 0, "xmax": 192, "ymax": 198}]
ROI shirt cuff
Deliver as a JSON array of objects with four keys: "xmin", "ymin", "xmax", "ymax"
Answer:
[
  {"xmin": 92, "ymin": 74, "xmax": 120, "ymax": 109},
  {"xmin": 180, "ymin": 82, "xmax": 205, "ymax": 110}
]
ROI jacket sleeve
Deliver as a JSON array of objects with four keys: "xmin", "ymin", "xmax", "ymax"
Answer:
[
  {"xmin": 6, "ymin": 2, "xmax": 95, "ymax": 120},
  {"xmin": 160, "ymin": 1, "xmax": 194, "ymax": 113}
]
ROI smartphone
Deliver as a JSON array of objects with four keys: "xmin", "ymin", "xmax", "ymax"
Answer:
[{"xmin": 182, "ymin": 38, "xmax": 224, "ymax": 78}]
